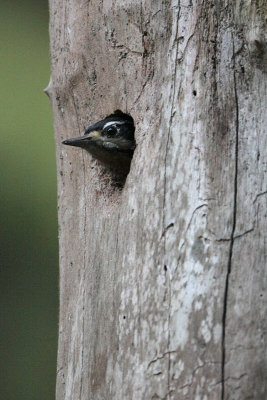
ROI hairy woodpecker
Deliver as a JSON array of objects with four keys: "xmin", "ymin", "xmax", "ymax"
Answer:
[{"xmin": 62, "ymin": 110, "xmax": 135, "ymax": 173}]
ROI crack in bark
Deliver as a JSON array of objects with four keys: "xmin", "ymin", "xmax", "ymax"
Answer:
[
  {"xmin": 212, "ymin": 1, "xmax": 219, "ymax": 98},
  {"xmin": 132, "ymin": 77, "xmax": 150, "ymax": 106},
  {"xmin": 233, "ymin": 228, "xmax": 254, "ymax": 239},
  {"xmin": 147, "ymin": 350, "xmax": 178, "ymax": 369},
  {"xmin": 72, "ymin": 91, "xmax": 86, "ymax": 400},
  {"xmin": 184, "ymin": 204, "xmax": 208, "ymax": 238},
  {"xmin": 211, "ymin": 373, "xmax": 248, "ymax": 390},
  {"xmin": 221, "ymin": 34, "xmax": 239, "ymax": 400},
  {"xmin": 225, "ymin": 373, "xmax": 248, "ymax": 382},
  {"xmin": 215, "ymin": 227, "xmax": 254, "ymax": 242},
  {"xmin": 162, "ymin": 0, "xmax": 181, "ymax": 218},
  {"xmin": 253, "ymin": 190, "xmax": 267, "ymax": 204},
  {"xmin": 161, "ymin": 3, "xmax": 181, "ymax": 395},
  {"xmin": 175, "ymin": 31, "xmax": 196, "ymax": 63},
  {"xmin": 79, "ymin": 286, "xmax": 85, "ymax": 400},
  {"xmin": 161, "ymin": 222, "xmax": 174, "ymax": 239},
  {"xmin": 178, "ymin": 362, "xmax": 210, "ymax": 390},
  {"xmin": 78, "ymin": 136, "xmax": 87, "ymax": 400},
  {"xmin": 131, "ymin": 1, "xmax": 153, "ymax": 107},
  {"xmin": 176, "ymin": 203, "xmax": 208, "ymax": 255}
]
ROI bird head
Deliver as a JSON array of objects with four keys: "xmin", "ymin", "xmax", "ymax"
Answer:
[{"xmin": 62, "ymin": 110, "xmax": 136, "ymax": 172}]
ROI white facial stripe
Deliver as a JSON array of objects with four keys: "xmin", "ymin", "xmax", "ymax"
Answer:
[{"xmin": 103, "ymin": 121, "xmax": 125, "ymax": 129}]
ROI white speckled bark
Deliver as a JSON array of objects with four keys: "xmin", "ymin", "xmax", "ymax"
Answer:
[{"xmin": 47, "ymin": 1, "xmax": 267, "ymax": 399}]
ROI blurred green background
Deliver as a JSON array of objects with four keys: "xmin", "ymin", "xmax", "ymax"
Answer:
[{"xmin": 0, "ymin": 1, "xmax": 58, "ymax": 399}]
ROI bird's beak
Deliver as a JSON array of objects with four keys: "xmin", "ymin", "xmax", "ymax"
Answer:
[{"xmin": 62, "ymin": 130, "xmax": 101, "ymax": 148}]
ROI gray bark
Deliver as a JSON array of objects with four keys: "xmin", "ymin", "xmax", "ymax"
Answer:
[{"xmin": 47, "ymin": 1, "xmax": 267, "ymax": 399}]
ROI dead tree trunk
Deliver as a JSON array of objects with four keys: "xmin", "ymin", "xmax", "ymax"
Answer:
[{"xmin": 47, "ymin": 1, "xmax": 266, "ymax": 399}]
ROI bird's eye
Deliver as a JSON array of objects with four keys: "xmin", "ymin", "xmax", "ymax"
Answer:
[{"xmin": 106, "ymin": 126, "xmax": 117, "ymax": 136}]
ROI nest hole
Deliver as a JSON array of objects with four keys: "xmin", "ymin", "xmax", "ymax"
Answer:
[{"xmin": 99, "ymin": 110, "xmax": 136, "ymax": 189}]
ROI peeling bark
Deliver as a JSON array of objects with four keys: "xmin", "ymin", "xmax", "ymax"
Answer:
[{"xmin": 48, "ymin": 1, "xmax": 267, "ymax": 399}]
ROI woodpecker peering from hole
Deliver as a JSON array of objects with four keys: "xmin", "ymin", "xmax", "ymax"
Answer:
[{"xmin": 62, "ymin": 110, "xmax": 135, "ymax": 173}]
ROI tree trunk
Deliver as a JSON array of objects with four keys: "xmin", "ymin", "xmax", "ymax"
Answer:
[{"xmin": 47, "ymin": 1, "xmax": 266, "ymax": 399}]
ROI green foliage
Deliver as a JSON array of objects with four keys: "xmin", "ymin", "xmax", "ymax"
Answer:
[{"xmin": 0, "ymin": 1, "xmax": 58, "ymax": 399}]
